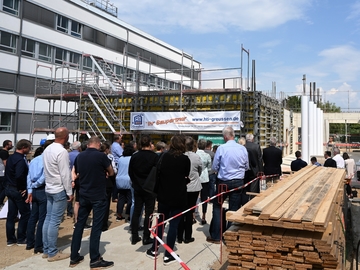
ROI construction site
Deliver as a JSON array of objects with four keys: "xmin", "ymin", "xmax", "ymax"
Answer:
[{"xmin": 30, "ymin": 54, "xmax": 287, "ymax": 150}]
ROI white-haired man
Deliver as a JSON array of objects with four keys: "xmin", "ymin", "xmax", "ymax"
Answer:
[
  {"xmin": 207, "ymin": 126, "xmax": 249, "ymax": 244},
  {"xmin": 332, "ymin": 147, "xmax": 345, "ymax": 169}
]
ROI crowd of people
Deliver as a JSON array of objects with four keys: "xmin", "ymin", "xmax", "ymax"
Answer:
[{"xmin": 0, "ymin": 126, "xmax": 354, "ymax": 268}]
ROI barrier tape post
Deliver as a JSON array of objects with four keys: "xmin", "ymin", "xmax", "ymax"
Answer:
[
  {"xmin": 147, "ymin": 174, "xmax": 278, "ymax": 270},
  {"xmin": 218, "ymin": 183, "xmax": 228, "ymax": 264},
  {"xmin": 149, "ymin": 213, "xmax": 165, "ymax": 270},
  {"xmin": 149, "ymin": 214, "xmax": 190, "ymax": 270}
]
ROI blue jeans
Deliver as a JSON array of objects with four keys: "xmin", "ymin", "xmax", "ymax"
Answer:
[
  {"xmin": 151, "ymin": 202, "xmax": 182, "ymax": 257},
  {"xmin": 209, "ymin": 173, "xmax": 217, "ymax": 197},
  {"xmin": 71, "ymin": 196, "xmax": 107, "ymax": 263},
  {"xmin": 209, "ymin": 179, "xmax": 243, "ymax": 241},
  {"xmin": 43, "ymin": 190, "xmax": 67, "ymax": 257},
  {"xmin": 130, "ymin": 187, "xmax": 143, "ymax": 227},
  {"xmin": 5, "ymin": 187, "xmax": 31, "ymax": 243},
  {"xmin": 26, "ymin": 186, "xmax": 47, "ymax": 249}
]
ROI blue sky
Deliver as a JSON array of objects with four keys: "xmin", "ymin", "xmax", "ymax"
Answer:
[{"xmin": 112, "ymin": 0, "xmax": 360, "ymax": 111}]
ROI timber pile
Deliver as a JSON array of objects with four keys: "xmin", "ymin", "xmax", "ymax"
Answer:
[{"xmin": 225, "ymin": 166, "xmax": 346, "ymax": 269}]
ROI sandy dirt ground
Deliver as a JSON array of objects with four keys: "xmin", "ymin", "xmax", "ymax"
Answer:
[{"xmin": 0, "ymin": 200, "xmax": 228, "ymax": 269}]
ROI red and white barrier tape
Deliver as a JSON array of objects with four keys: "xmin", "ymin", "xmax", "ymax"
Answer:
[{"xmin": 147, "ymin": 173, "xmax": 278, "ymax": 269}]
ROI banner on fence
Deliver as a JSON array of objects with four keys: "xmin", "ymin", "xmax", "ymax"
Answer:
[{"xmin": 130, "ymin": 111, "xmax": 241, "ymax": 131}]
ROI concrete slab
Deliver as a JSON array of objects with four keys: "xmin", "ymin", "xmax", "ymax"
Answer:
[{"xmin": 4, "ymin": 205, "xmax": 222, "ymax": 270}]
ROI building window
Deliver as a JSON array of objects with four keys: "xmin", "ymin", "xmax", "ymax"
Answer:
[
  {"xmin": 83, "ymin": 56, "xmax": 92, "ymax": 71},
  {"xmin": 55, "ymin": 47, "xmax": 67, "ymax": 65},
  {"xmin": 56, "ymin": 15, "xmax": 82, "ymax": 38},
  {"xmin": 0, "ymin": 112, "xmax": 12, "ymax": 132},
  {"xmin": 0, "ymin": 31, "xmax": 17, "ymax": 53},
  {"xmin": 71, "ymin": 21, "xmax": 81, "ymax": 38},
  {"xmin": 38, "ymin": 42, "xmax": 52, "ymax": 62},
  {"xmin": 56, "ymin": 15, "xmax": 69, "ymax": 33},
  {"xmin": 69, "ymin": 52, "xmax": 81, "ymax": 66},
  {"xmin": 21, "ymin": 38, "xmax": 35, "ymax": 58},
  {"xmin": 2, "ymin": 0, "xmax": 19, "ymax": 16},
  {"xmin": 114, "ymin": 65, "xmax": 124, "ymax": 76}
]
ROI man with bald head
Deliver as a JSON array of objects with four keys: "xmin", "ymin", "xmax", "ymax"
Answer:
[{"xmin": 42, "ymin": 127, "xmax": 73, "ymax": 262}]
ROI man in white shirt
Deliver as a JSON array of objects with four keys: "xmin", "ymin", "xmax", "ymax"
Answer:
[
  {"xmin": 332, "ymin": 147, "xmax": 345, "ymax": 169},
  {"xmin": 42, "ymin": 127, "xmax": 73, "ymax": 262}
]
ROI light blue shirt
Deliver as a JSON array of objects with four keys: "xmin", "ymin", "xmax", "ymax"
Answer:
[
  {"xmin": 27, "ymin": 155, "xmax": 45, "ymax": 194},
  {"xmin": 111, "ymin": 142, "xmax": 123, "ymax": 164},
  {"xmin": 116, "ymin": 156, "xmax": 131, "ymax": 189},
  {"xmin": 212, "ymin": 140, "xmax": 249, "ymax": 181}
]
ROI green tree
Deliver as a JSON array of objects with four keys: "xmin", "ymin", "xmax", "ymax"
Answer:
[
  {"xmin": 284, "ymin": 96, "xmax": 301, "ymax": 112},
  {"xmin": 318, "ymin": 101, "xmax": 341, "ymax": 113},
  {"xmin": 284, "ymin": 96, "xmax": 341, "ymax": 113}
]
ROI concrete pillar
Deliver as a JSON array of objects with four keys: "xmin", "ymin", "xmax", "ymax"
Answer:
[{"xmin": 301, "ymin": 96, "xmax": 309, "ymax": 163}]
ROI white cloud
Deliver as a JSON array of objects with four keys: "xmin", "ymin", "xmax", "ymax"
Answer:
[
  {"xmin": 113, "ymin": 0, "xmax": 313, "ymax": 33},
  {"xmin": 318, "ymin": 45, "xmax": 360, "ymax": 82},
  {"xmin": 323, "ymin": 83, "xmax": 358, "ymax": 110},
  {"xmin": 347, "ymin": 1, "xmax": 360, "ymax": 20}
]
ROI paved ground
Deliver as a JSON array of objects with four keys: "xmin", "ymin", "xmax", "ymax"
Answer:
[
  {"xmin": 3, "ymin": 205, "xmax": 223, "ymax": 270},
  {"xmin": 4, "ymin": 152, "xmax": 359, "ymax": 270}
]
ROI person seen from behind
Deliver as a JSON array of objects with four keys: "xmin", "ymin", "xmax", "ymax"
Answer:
[
  {"xmin": 146, "ymin": 134, "xmax": 190, "ymax": 265},
  {"xmin": 290, "ymin": 151, "xmax": 308, "ymax": 172},
  {"xmin": 115, "ymin": 143, "xmax": 135, "ymax": 221},
  {"xmin": 129, "ymin": 135, "xmax": 158, "ymax": 246}
]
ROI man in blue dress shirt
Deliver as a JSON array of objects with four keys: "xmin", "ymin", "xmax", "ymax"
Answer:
[
  {"xmin": 207, "ymin": 126, "xmax": 249, "ymax": 243},
  {"xmin": 26, "ymin": 141, "xmax": 53, "ymax": 253}
]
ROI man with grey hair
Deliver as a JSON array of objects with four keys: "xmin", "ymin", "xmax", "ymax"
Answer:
[
  {"xmin": 243, "ymin": 133, "xmax": 263, "ymax": 203},
  {"xmin": 332, "ymin": 147, "xmax": 345, "ymax": 169},
  {"xmin": 262, "ymin": 137, "xmax": 282, "ymax": 178},
  {"xmin": 207, "ymin": 126, "xmax": 249, "ymax": 244}
]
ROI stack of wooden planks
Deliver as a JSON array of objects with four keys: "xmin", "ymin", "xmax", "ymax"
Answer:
[{"xmin": 225, "ymin": 166, "xmax": 346, "ymax": 269}]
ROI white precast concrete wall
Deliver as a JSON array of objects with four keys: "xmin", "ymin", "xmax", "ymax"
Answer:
[
  {"xmin": 301, "ymin": 96, "xmax": 309, "ymax": 163},
  {"xmin": 317, "ymin": 108, "xmax": 321, "ymax": 155},
  {"xmin": 310, "ymin": 101, "xmax": 316, "ymax": 157},
  {"xmin": 320, "ymin": 110, "xmax": 324, "ymax": 154}
]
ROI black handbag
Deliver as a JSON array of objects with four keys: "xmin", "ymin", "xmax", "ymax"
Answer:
[{"xmin": 142, "ymin": 154, "xmax": 163, "ymax": 196}]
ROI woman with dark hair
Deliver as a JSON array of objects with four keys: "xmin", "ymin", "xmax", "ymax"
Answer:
[
  {"xmin": 177, "ymin": 136, "xmax": 202, "ymax": 244},
  {"xmin": 196, "ymin": 138, "xmax": 212, "ymax": 225},
  {"xmin": 146, "ymin": 134, "xmax": 191, "ymax": 265},
  {"xmin": 129, "ymin": 134, "xmax": 159, "ymax": 245},
  {"xmin": 115, "ymin": 143, "xmax": 135, "ymax": 221}
]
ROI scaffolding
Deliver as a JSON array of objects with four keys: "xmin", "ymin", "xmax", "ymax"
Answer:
[{"xmin": 31, "ymin": 55, "xmax": 286, "ymax": 148}]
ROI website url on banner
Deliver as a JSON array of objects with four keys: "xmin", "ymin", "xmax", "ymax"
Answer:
[{"xmin": 191, "ymin": 117, "xmax": 239, "ymax": 122}]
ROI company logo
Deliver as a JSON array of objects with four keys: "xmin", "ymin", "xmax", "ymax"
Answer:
[{"xmin": 132, "ymin": 113, "xmax": 144, "ymax": 128}]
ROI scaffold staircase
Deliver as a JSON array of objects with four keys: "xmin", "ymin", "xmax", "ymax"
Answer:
[
  {"xmin": 79, "ymin": 111, "xmax": 106, "ymax": 141},
  {"xmin": 81, "ymin": 54, "xmax": 127, "ymax": 134},
  {"xmin": 88, "ymin": 54, "xmax": 126, "ymax": 93}
]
